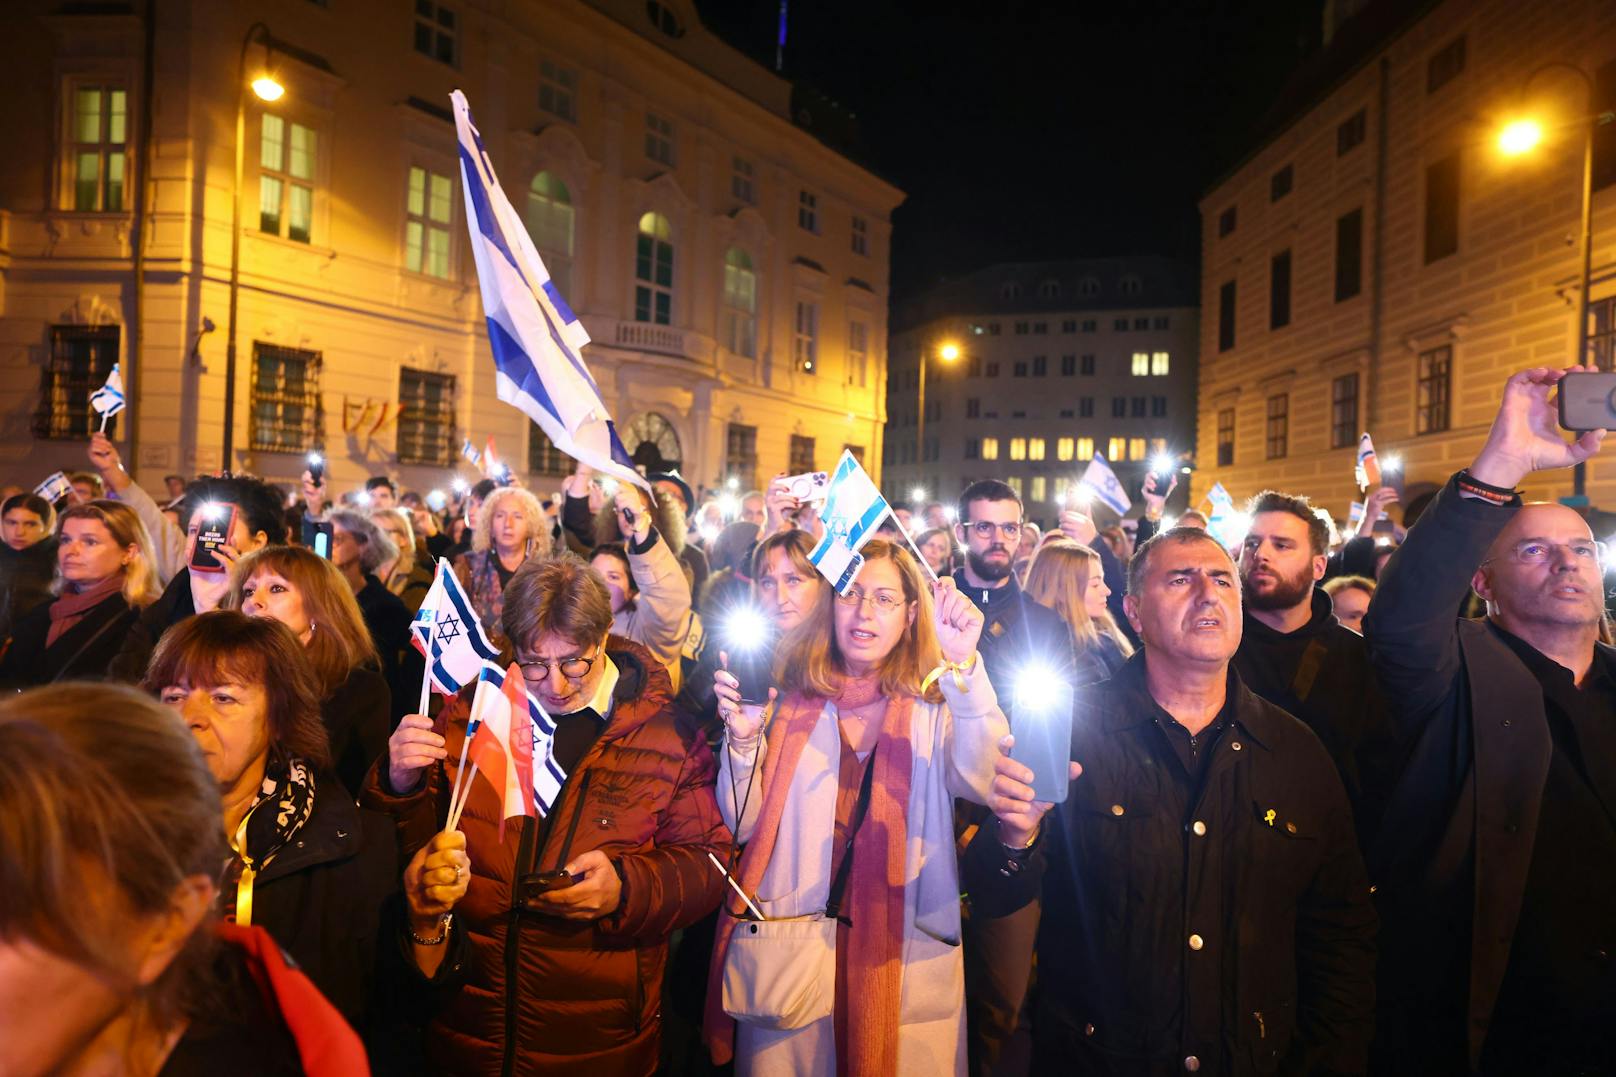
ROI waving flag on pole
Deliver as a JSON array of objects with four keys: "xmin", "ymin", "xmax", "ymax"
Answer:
[
  {"xmin": 451, "ymin": 90, "xmax": 649, "ymax": 494},
  {"xmin": 90, "ymin": 364, "xmax": 126, "ymax": 418},
  {"xmin": 1207, "ymin": 482, "xmax": 1234, "ymax": 513},
  {"xmin": 1355, "ymin": 433, "xmax": 1381, "ymax": 491},
  {"xmin": 1078, "ymin": 455, "xmax": 1131, "ymax": 517},
  {"xmin": 1205, "ymin": 482, "xmax": 1246, "ymax": 548},
  {"xmin": 411, "ymin": 561, "xmax": 500, "ymax": 695},
  {"xmin": 34, "ymin": 471, "xmax": 73, "ymax": 504},
  {"xmin": 448, "ymin": 661, "xmax": 565, "ymax": 835},
  {"xmin": 808, "ymin": 449, "xmax": 893, "ymax": 594},
  {"xmin": 461, "ymin": 438, "xmax": 482, "ymax": 468}
]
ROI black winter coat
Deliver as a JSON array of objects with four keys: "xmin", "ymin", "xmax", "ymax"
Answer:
[
  {"xmin": 963, "ymin": 654, "xmax": 1377, "ymax": 1076},
  {"xmin": 0, "ymin": 589, "xmax": 139, "ymax": 688},
  {"xmin": 0, "ymin": 537, "xmax": 58, "ymax": 645},
  {"xmin": 108, "ymin": 567, "xmax": 198, "ymax": 682},
  {"xmin": 323, "ymin": 665, "xmax": 392, "ymax": 797}
]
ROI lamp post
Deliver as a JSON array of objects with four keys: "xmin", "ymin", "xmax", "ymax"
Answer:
[
  {"xmin": 225, "ymin": 23, "xmax": 283, "ymax": 469},
  {"xmin": 916, "ymin": 339, "xmax": 958, "ymax": 494},
  {"xmin": 1498, "ymin": 61, "xmax": 1613, "ymax": 497}
]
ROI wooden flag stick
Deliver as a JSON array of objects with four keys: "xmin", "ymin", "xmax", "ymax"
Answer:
[
  {"xmin": 895, "ymin": 515, "xmax": 941, "ymax": 583},
  {"xmin": 446, "ymin": 762, "xmax": 480, "ymax": 833}
]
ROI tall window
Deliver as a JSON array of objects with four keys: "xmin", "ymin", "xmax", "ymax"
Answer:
[
  {"xmin": 1590, "ymin": 296, "xmax": 1616, "ymax": 370},
  {"xmin": 1427, "ymin": 36, "xmax": 1466, "ymax": 93},
  {"xmin": 1151, "ymin": 396, "xmax": 1167, "ymax": 417},
  {"xmin": 1331, "ymin": 372, "xmax": 1360, "ymax": 449},
  {"xmin": 1128, "ymin": 437, "xmax": 1147, "ymax": 462},
  {"xmin": 250, "ymin": 343, "xmax": 321, "ymax": 453},
  {"xmin": 721, "ymin": 248, "xmax": 757, "ymax": 358},
  {"xmin": 1265, "ymin": 394, "xmax": 1289, "ymax": 460},
  {"xmin": 1079, "ymin": 397, "xmax": 1094, "ymax": 417},
  {"xmin": 34, "ymin": 325, "xmax": 118, "ymax": 439},
  {"xmin": 525, "ymin": 172, "xmax": 574, "ymax": 295},
  {"xmin": 67, "ymin": 85, "xmax": 128, "ymax": 212},
  {"xmin": 1417, "ymin": 345, "xmax": 1453, "ymax": 434},
  {"xmin": 731, "ymin": 156, "xmax": 755, "ymax": 204},
  {"xmin": 1218, "ymin": 280, "xmax": 1237, "ymax": 351},
  {"xmin": 794, "ymin": 302, "xmax": 818, "ymax": 373},
  {"xmin": 1217, "ymin": 408, "xmax": 1235, "ymax": 467},
  {"xmin": 1010, "ymin": 438, "xmax": 1027, "ymax": 461},
  {"xmin": 725, "ymin": 423, "xmax": 758, "ymax": 488},
  {"xmin": 1151, "ymin": 351, "xmax": 1170, "ymax": 375},
  {"xmin": 260, "ymin": 114, "xmax": 315, "ymax": 243},
  {"xmin": 414, "ymin": 0, "xmax": 458, "ymax": 65},
  {"xmin": 798, "ymin": 190, "xmax": 819, "ymax": 233},
  {"xmin": 1107, "ymin": 437, "xmax": 1127, "ymax": 462},
  {"xmin": 1112, "ymin": 397, "xmax": 1126, "ymax": 418},
  {"xmin": 1270, "ymin": 164, "xmax": 1293, "ymax": 202},
  {"xmin": 528, "ymin": 425, "xmax": 570, "ymax": 477},
  {"xmin": 851, "ymin": 216, "xmax": 868, "ymax": 256},
  {"xmin": 1028, "ymin": 438, "xmax": 1046, "ymax": 461},
  {"xmin": 1132, "ymin": 352, "xmax": 1150, "ymax": 376},
  {"xmin": 789, "ymin": 434, "xmax": 815, "ymax": 473},
  {"xmin": 1218, "ymin": 206, "xmax": 1237, "ymax": 237},
  {"xmin": 981, "ymin": 437, "xmax": 999, "ymax": 461},
  {"xmin": 1076, "ymin": 436, "xmax": 1094, "ymax": 461},
  {"xmin": 1032, "ymin": 356, "xmax": 1047, "ymax": 376},
  {"xmin": 1338, "ymin": 108, "xmax": 1366, "ymax": 155},
  {"xmin": 397, "ymin": 368, "xmax": 455, "ymax": 465},
  {"xmin": 1030, "ymin": 476, "xmax": 1047, "ymax": 503},
  {"xmin": 645, "ymin": 113, "xmax": 674, "ymax": 166},
  {"xmin": 1335, "ymin": 208, "xmax": 1363, "ymax": 301},
  {"xmin": 634, "ymin": 212, "xmax": 673, "ymax": 324},
  {"xmin": 539, "ymin": 60, "xmax": 577, "ymax": 121},
  {"xmin": 405, "ymin": 166, "xmax": 452, "ymax": 278},
  {"xmin": 848, "ymin": 321, "xmax": 869, "ymax": 387},
  {"xmin": 1424, "ymin": 152, "xmax": 1461, "ymax": 263},
  {"xmin": 1061, "ymin": 355, "xmax": 1076, "ymax": 376},
  {"xmin": 1081, "ymin": 354, "xmax": 1096, "ymax": 376},
  {"xmin": 1057, "ymin": 436, "xmax": 1075, "ymax": 461},
  {"xmin": 1270, "ymin": 250, "xmax": 1292, "ymax": 329}
]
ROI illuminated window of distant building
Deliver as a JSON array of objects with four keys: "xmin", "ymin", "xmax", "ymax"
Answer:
[
  {"xmin": 645, "ymin": 112, "xmax": 675, "ymax": 166},
  {"xmin": 1107, "ymin": 437, "xmax": 1126, "ymax": 461},
  {"xmin": 1057, "ymin": 436, "xmax": 1075, "ymax": 461},
  {"xmin": 66, "ymin": 84, "xmax": 128, "ymax": 212},
  {"xmin": 1150, "ymin": 437, "xmax": 1168, "ymax": 458},
  {"xmin": 525, "ymin": 171, "xmax": 573, "ymax": 295},
  {"xmin": 634, "ymin": 211, "xmax": 673, "ymax": 324},
  {"xmin": 539, "ymin": 60, "xmax": 577, "ymax": 121},
  {"xmin": 260, "ymin": 114, "xmax": 316, "ymax": 243},
  {"xmin": 847, "ymin": 320, "xmax": 868, "ymax": 387},
  {"xmin": 405, "ymin": 165, "xmax": 452, "ymax": 278},
  {"xmin": 1031, "ymin": 476, "xmax": 1047, "ymax": 502},
  {"xmin": 1151, "ymin": 351, "xmax": 1169, "ymax": 375},
  {"xmin": 732, "ymin": 156, "xmax": 755, "ymax": 204},
  {"xmin": 721, "ymin": 248, "xmax": 757, "ymax": 358},
  {"xmin": 1010, "ymin": 438, "xmax": 1027, "ymax": 461},
  {"xmin": 1006, "ymin": 476, "xmax": 1024, "ymax": 498},
  {"xmin": 1029, "ymin": 438, "xmax": 1046, "ymax": 461},
  {"xmin": 851, "ymin": 215, "xmax": 869, "ymax": 256},
  {"xmin": 1128, "ymin": 437, "xmax": 1147, "ymax": 461},
  {"xmin": 1054, "ymin": 477, "xmax": 1070, "ymax": 501},
  {"xmin": 794, "ymin": 301, "xmax": 818, "ymax": 372},
  {"xmin": 798, "ymin": 190, "xmax": 819, "ymax": 233},
  {"xmin": 1132, "ymin": 352, "xmax": 1150, "ymax": 376},
  {"xmin": 414, "ymin": 0, "xmax": 458, "ymax": 65},
  {"xmin": 981, "ymin": 437, "xmax": 999, "ymax": 461},
  {"xmin": 1076, "ymin": 436, "xmax": 1094, "ymax": 461},
  {"xmin": 250, "ymin": 342, "xmax": 321, "ymax": 453}
]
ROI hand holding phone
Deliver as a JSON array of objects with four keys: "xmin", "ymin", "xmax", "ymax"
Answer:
[
  {"xmin": 189, "ymin": 503, "xmax": 240, "ymax": 572},
  {"xmin": 1009, "ymin": 676, "xmax": 1076, "ymax": 804},
  {"xmin": 1559, "ymin": 371, "xmax": 1616, "ymax": 432}
]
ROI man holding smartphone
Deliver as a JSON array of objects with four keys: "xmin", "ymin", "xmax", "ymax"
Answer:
[{"xmin": 963, "ymin": 525, "xmax": 1375, "ymax": 1075}]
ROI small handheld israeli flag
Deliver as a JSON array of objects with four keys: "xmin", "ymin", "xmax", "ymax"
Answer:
[
  {"xmin": 1207, "ymin": 482, "xmax": 1234, "ymax": 512},
  {"xmin": 90, "ymin": 364, "xmax": 125, "ymax": 431},
  {"xmin": 461, "ymin": 438, "xmax": 482, "ymax": 468},
  {"xmin": 34, "ymin": 471, "xmax": 74, "ymax": 504},
  {"xmin": 807, "ymin": 450, "xmax": 892, "ymax": 594},
  {"xmin": 411, "ymin": 561, "xmax": 501, "ymax": 695},
  {"xmin": 1078, "ymin": 455, "xmax": 1131, "ymax": 517}
]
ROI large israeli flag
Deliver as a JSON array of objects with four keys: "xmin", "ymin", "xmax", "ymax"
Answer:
[
  {"xmin": 808, "ymin": 450, "xmax": 892, "ymax": 594},
  {"xmin": 451, "ymin": 90, "xmax": 649, "ymax": 493},
  {"xmin": 1078, "ymin": 455, "xmax": 1131, "ymax": 517}
]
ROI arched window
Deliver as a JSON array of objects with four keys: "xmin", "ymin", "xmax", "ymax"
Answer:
[
  {"xmin": 722, "ymin": 247, "xmax": 757, "ymax": 358},
  {"xmin": 525, "ymin": 172, "xmax": 574, "ymax": 297},
  {"xmin": 1078, "ymin": 276, "xmax": 1100, "ymax": 297},
  {"xmin": 635, "ymin": 211, "xmax": 673, "ymax": 325},
  {"xmin": 1119, "ymin": 273, "xmax": 1143, "ymax": 296},
  {"xmin": 1038, "ymin": 280, "xmax": 1061, "ymax": 299},
  {"xmin": 1000, "ymin": 281, "xmax": 1022, "ymax": 300}
]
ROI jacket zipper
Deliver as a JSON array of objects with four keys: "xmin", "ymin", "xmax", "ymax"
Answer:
[{"xmin": 1254, "ymin": 1010, "xmax": 1266, "ymax": 1039}]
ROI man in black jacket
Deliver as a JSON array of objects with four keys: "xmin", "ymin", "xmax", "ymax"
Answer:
[
  {"xmin": 1235, "ymin": 490, "xmax": 1396, "ymax": 849},
  {"xmin": 950, "ymin": 478, "xmax": 1075, "ymax": 1077},
  {"xmin": 1366, "ymin": 366, "xmax": 1616, "ymax": 1075},
  {"xmin": 965, "ymin": 525, "xmax": 1377, "ymax": 1076}
]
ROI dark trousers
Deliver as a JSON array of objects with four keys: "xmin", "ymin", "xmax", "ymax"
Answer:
[{"xmin": 964, "ymin": 898, "xmax": 1040, "ymax": 1077}]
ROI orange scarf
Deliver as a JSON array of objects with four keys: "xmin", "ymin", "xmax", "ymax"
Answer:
[{"xmin": 705, "ymin": 681, "xmax": 915, "ymax": 1075}]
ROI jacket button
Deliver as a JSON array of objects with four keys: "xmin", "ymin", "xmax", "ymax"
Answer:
[
  {"xmin": 1188, "ymin": 933, "xmax": 1204, "ymax": 951},
  {"xmin": 1285, "ymin": 822, "xmax": 1297, "ymax": 835},
  {"xmin": 1085, "ymin": 1023, "xmax": 1095, "ymax": 1036},
  {"xmin": 1501, "ymin": 719, "xmax": 1512, "ymax": 728},
  {"xmin": 1192, "ymin": 820, "xmax": 1207, "ymax": 836},
  {"xmin": 1184, "ymin": 1056, "xmax": 1201, "ymax": 1072},
  {"xmin": 1111, "ymin": 804, "xmax": 1125, "ymax": 816},
  {"xmin": 1230, "ymin": 741, "xmax": 1243, "ymax": 752}
]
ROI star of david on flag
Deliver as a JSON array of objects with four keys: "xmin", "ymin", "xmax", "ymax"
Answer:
[{"xmin": 412, "ymin": 560, "xmax": 500, "ymax": 695}]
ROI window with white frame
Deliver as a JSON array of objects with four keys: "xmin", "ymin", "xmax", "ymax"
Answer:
[
  {"xmin": 634, "ymin": 212, "xmax": 673, "ymax": 324},
  {"xmin": 848, "ymin": 320, "xmax": 868, "ymax": 387},
  {"xmin": 645, "ymin": 112, "xmax": 674, "ymax": 166},
  {"xmin": 539, "ymin": 60, "xmax": 577, "ymax": 122},
  {"xmin": 794, "ymin": 301, "xmax": 818, "ymax": 373},
  {"xmin": 722, "ymin": 248, "xmax": 757, "ymax": 358},
  {"xmin": 65, "ymin": 84, "xmax": 129, "ymax": 212},
  {"xmin": 732, "ymin": 156, "xmax": 755, "ymax": 204},
  {"xmin": 525, "ymin": 171, "xmax": 574, "ymax": 296},
  {"xmin": 413, "ymin": 0, "xmax": 458, "ymax": 65},
  {"xmin": 259, "ymin": 114, "xmax": 316, "ymax": 243},
  {"xmin": 405, "ymin": 165, "xmax": 452, "ymax": 278},
  {"xmin": 798, "ymin": 190, "xmax": 818, "ymax": 233},
  {"xmin": 851, "ymin": 215, "xmax": 868, "ymax": 256}
]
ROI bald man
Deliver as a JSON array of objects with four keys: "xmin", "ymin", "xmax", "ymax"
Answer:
[{"xmin": 1366, "ymin": 366, "xmax": 1615, "ymax": 1075}]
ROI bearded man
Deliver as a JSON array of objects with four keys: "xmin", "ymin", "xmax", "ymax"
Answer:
[{"xmin": 1234, "ymin": 490, "xmax": 1395, "ymax": 850}]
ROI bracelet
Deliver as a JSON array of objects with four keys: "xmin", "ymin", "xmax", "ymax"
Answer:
[
  {"xmin": 1455, "ymin": 470, "xmax": 1519, "ymax": 505},
  {"xmin": 998, "ymin": 821, "xmax": 1040, "ymax": 857},
  {"xmin": 921, "ymin": 652, "xmax": 979, "ymax": 693},
  {"xmin": 409, "ymin": 912, "xmax": 453, "ymax": 946}
]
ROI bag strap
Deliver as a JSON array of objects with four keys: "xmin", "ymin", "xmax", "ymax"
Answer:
[
  {"xmin": 824, "ymin": 744, "xmax": 877, "ymax": 924},
  {"xmin": 48, "ymin": 604, "xmax": 129, "ymax": 683}
]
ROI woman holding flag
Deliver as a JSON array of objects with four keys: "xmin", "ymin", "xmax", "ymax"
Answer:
[{"xmin": 704, "ymin": 537, "xmax": 1006, "ymax": 1076}]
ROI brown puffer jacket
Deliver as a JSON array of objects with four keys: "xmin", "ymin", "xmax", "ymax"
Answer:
[{"xmin": 362, "ymin": 635, "xmax": 729, "ymax": 1077}]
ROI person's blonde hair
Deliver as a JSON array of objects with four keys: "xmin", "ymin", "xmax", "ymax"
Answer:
[
  {"xmin": 54, "ymin": 500, "xmax": 161, "ymax": 608},
  {"xmin": 371, "ymin": 507, "xmax": 416, "ymax": 561},
  {"xmin": 1322, "ymin": 574, "xmax": 1376, "ymax": 599},
  {"xmin": 775, "ymin": 538, "xmax": 942, "ymax": 702},
  {"xmin": 1024, "ymin": 541, "xmax": 1134, "ymax": 657},
  {"xmin": 473, "ymin": 487, "xmax": 554, "ymax": 560},
  {"xmin": 224, "ymin": 545, "xmax": 378, "ymax": 697}
]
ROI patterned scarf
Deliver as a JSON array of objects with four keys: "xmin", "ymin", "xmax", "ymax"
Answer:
[
  {"xmin": 705, "ymin": 672, "xmax": 915, "ymax": 1075},
  {"xmin": 225, "ymin": 757, "xmax": 316, "ymax": 928}
]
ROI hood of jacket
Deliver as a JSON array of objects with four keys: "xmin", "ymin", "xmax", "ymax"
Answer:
[{"xmin": 1241, "ymin": 585, "xmax": 1340, "ymax": 644}]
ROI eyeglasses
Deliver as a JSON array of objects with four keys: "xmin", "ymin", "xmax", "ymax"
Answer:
[
  {"xmin": 517, "ymin": 644, "xmax": 600, "ymax": 682},
  {"xmin": 834, "ymin": 588, "xmax": 907, "ymax": 614},
  {"xmin": 1484, "ymin": 539, "xmax": 1607, "ymax": 567},
  {"xmin": 966, "ymin": 520, "xmax": 1023, "ymax": 540}
]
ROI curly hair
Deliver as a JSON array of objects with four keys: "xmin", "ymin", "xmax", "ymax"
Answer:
[{"xmin": 472, "ymin": 486, "xmax": 554, "ymax": 561}]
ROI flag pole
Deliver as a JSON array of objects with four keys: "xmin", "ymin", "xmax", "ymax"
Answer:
[
  {"xmin": 894, "ymin": 514, "xmax": 940, "ymax": 583},
  {"xmin": 447, "ymin": 762, "xmax": 480, "ymax": 832},
  {"xmin": 98, "ymin": 411, "xmax": 109, "ymax": 434}
]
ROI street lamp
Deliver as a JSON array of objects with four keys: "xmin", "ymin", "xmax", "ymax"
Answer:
[
  {"xmin": 225, "ymin": 23, "xmax": 283, "ymax": 469},
  {"xmin": 916, "ymin": 340, "xmax": 959, "ymax": 496},
  {"xmin": 1497, "ymin": 61, "xmax": 1614, "ymax": 497}
]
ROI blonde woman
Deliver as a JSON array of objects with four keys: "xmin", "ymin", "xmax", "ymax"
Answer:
[
  {"xmin": 704, "ymin": 538, "xmax": 1006, "ymax": 1076},
  {"xmin": 452, "ymin": 485, "xmax": 553, "ymax": 646},
  {"xmin": 373, "ymin": 506, "xmax": 434, "ymax": 614},
  {"xmin": 1023, "ymin": 540, "xmax": 1133, "ymax": 686},
  {"xmin": 0, "ymin": 500, "xmax": 159, "ymax": 687}
]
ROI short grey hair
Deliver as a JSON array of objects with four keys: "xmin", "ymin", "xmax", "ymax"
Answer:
[
  {"xmin": 1127, "ymin": 526, "xmax": 1236, "ymax": 597},
  {"xmin": 328, "ymin": 509, "xmax": 398, "ymax": 575}
]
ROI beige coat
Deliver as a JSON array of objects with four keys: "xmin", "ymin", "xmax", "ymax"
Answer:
[
  {"xmin": 717, "ymin": 660, "xmax": 1007, "ymax": 1076},
  {"xmin": 613, "ymin": 531, "xmax": 692, "ymax": 693}
]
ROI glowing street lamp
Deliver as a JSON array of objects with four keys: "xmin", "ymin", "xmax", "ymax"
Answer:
[
  {"xmin": 916, "ymin": 338, "xmax": 960, "ymax": 503},
  {"xmin": 1497, "ymin": 118, "xmax": 1543, "ymax": 156},
  {"xmin": 250, "ymin": 75, "xmax": 285, "ymax": 102}
]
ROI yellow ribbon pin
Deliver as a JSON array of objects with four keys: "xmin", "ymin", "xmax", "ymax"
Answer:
[{"xmin": 1264, "ymin": 809, "xmax": 1277, "ymax": 827}]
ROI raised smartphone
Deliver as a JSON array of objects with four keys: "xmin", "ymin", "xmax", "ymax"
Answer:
[
  {"xmin": 1558, "ymin": 371, "xmax": 1616, "ymax": 431},
  {"xmin": 189, "ymin": 503, "xmax": 239, "ymax": 572},
  {"xmin": 1010, "ymin": 678, "xmax": 1076, "ymax": 804}
]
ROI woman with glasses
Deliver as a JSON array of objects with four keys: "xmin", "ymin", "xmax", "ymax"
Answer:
[
  {"xmin": 367, "ymin": 555, "xmax": 727, "ymax": 1075},
  {"xmin": 704, "ymin": 537, "xmax": 1007, "ymax": 1076}
]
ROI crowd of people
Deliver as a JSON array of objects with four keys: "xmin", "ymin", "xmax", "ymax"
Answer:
[{"xmin": 1, "ymin": 365, "xmax": 1614, "ymax": 1076}]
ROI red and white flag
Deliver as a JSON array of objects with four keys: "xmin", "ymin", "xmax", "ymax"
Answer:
[{"xmin": 463, "ymin": 662, "xmax": 539, "ymax": 837}]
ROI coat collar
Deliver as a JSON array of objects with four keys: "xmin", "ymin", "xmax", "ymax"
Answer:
[
  {"xmin": 1095, "ymin": 650, "xmax": 1275, "ymax": 751},
  {"xmin": 256, "ymin": 773, "xmax": 365, "ymax": 884}
]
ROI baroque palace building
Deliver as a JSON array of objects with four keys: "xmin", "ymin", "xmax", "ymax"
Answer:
[
  {"xmin": 0, "ymin": 0, "xmax": 902, "ymax": 496},
  {"xmin": 1197, "ymin": 0, "xmax": 1616, "ymax": 520}
]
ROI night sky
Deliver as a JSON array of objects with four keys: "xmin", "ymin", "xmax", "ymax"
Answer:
[{"xmin": 695, "ymin": 0, "xmax": 1328, "ymax": 305}]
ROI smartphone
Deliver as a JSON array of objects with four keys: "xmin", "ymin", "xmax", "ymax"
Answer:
[
  {"xmin": 309, "ymin": 520, "xmax": 334, "ymax": 559},
  {"xmin": 1559, "ymin": 371, "xmax": 1616, "ymax": 431},
  {"xmin": 1010, "ymin": 679, "xmax": 1076, "ymax": 804},
  {"xmin": 730, "ymin": 640, "xmax": 777, "ymax": 704},
  {"xmin": 306, "ymin": 451, "xmax": 325, "ymax": 485},
  {"xmin": 189, "ymin": 503, "xmax": 239, "ymax": 572},
  {"xmin": 781, "ymin": 470, "xmax": 830, "ymax": 502},
  {"xmin": 533, "ymin": 870, "xmax": 573, "ymax": 892}
]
